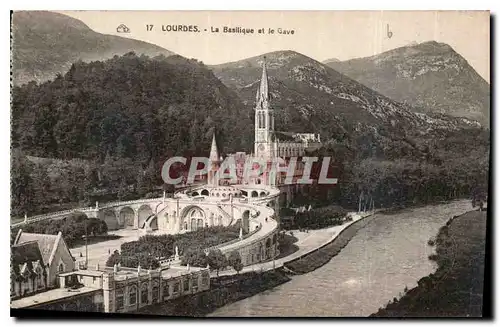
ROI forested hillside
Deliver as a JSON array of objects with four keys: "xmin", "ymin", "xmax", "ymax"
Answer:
[
  {"xmin": 10, "ymin": 52, "xmax": 489, "ymax": 219},
  {"xmin": 11, "ymin": 53, "xmax": 253, "ymax": 217},
  {"xmin": 12, "ymin": 52, "xmax": 253, "ymax": 161}
]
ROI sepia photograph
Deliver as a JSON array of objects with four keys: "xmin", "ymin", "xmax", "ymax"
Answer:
[{"xmin": 9, "ymin": 10, "xmax": 490, "ymax": 318}]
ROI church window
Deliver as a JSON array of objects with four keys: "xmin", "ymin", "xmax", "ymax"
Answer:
[{"xmin": 58, "ymin": 263, "xmax": 64, "ymax": 273}]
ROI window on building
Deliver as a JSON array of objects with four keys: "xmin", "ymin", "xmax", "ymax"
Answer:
[
  {"xmin": 163, "ymin": 282, "xmax": 170, "ymax": 299},
  {"xmin": 151, "ymin": 286, "xmax": 158, "ymax": 303},
  {"xmin": 183, "ymin": 279, "xmax": 190, "ymax": 292},
  {"xmin": 192, "ymin": 277, "xmax": 198, "ymax": 289},
  {"xmin": 202, "ymin": 273, "xmax": 209, "ymax": 286},
  {"xmin": 37, "ymin": 269, "xmax": 44, "ymax": 288},
  {"xmin": 58, "ymin": 263, "xmax": 64, "ymax": 273},
  {"xmin": 141, "ymin": 283, "xmax": 148, "ymax": 304},
  {"xmin": 129, "ymin": 286, "xmax": 137, "ymax": 305},
  {"xmin": 173, "ymin": 282, "xmax": 179, "ymax": 293},
  {"xmin": 152, "ymin": 281, "xmax": 159, "ymax": 303},
  {"xmin": 116, "ymin": 289, "xmax": 124, "ymax": 310}
]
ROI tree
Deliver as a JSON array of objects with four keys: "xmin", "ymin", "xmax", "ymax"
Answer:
[
  {"xmin": 117, "ymin": 177, "xmax": 129, "ymax": 201},
  {"xmin": 106, "ymin": 250, "xmax": 121, "ymax": 267},
  {"xmin": 181, "ymin": 247, "xmax": 208, "ymax": 267},
  {"xmin": 207, "ymin": 249, "xmax": 227, "ymax": 277},
  {"xmin": 11, "ymin": 151, "xmax": 34, "ymax": 216},
  {"xmin": 228, "ymin": 250, "xmax": 243, "ymax": 274}
]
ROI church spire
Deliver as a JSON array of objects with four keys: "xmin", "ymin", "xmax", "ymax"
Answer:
[
  {"xmin": 209, "ymin": 132, "xmax": 219, "ymax": 162},
  {"xmin": 257, "ymin": 56, "xmax": 269, "ymax": 108}
]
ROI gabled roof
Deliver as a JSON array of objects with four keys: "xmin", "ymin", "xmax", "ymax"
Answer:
[
  {"xmin": 15, "ymin": 232, "xmax": 58, "ymax": 265},
  {"xmin": 11, "ymin": 241, "xmax": 46, "ymax": 279},
  {"xmin": 12, "ymin": 241, "xmax": 44, "ymax": 267}
]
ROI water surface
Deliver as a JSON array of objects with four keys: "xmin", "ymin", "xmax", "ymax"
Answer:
[{"xmin": 209, "ymin": 200, "xmax": 472, "ymax": 317}]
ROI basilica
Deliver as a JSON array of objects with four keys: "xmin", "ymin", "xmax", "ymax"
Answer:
[
  {"xmin": 209, "ymin": 57, "xmax": 322, "ymax": 189},
  {"xmin": 253, "ymin": 57, "xmax": 321, "ymax": 160}
]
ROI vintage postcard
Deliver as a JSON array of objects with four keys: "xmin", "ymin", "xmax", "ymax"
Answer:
[{"xmin": 10, "ymin": 10, "xmax": 490, "ymax": 318}]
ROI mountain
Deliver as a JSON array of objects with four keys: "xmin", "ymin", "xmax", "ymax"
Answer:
[
  {"xmin": 11, "ymin": 51, "xmax": 489, "ymax": 216},
  {"xmin": 11, "ymin": 11, "xmax": 175, "ymax": 85},
  {"xmin": 323, "ymin": 57, "xmax": 341, "ymax": 65},
  {"xmin": 210, "ymin": 50, "xmax": 482, "ymax": 160},
  {"xmin": 324, "ymin": 41, "xmax": 490, "ymax": 125},
  {"xmin": 11, "ymin": 53, "xmax": 253, "ymax": 162}
]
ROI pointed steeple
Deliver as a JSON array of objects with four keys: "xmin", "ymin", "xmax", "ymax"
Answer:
[
  {"xmin": 257, "ymin": 56, "xmax": 269, "ymax": 108},
  {"xmin": 209, "ymin": 132, "xmax": 220, "ymax": 162}
]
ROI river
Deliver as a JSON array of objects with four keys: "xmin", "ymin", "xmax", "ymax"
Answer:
[{"xmin": 209, "ymin": 200, "xmax": 472, "ymax": 317}]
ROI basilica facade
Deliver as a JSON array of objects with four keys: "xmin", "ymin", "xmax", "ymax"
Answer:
[{"xmin": 253, "ymin": 58, "xmax": 321, "ymax": 161}]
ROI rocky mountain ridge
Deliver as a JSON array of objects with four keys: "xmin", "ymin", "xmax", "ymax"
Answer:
[{"xmin": 324, "ymin": 41, "xmax": 490, "ymax": 126}]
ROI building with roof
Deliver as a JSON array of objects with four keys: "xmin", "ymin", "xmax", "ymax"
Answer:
[
  {"xmin": 11, "ymin": 263, "xmax": 210, "ymax": 313},
  {"xmin": 13, "ymin": 230, "xmax": 75, "ymax": 289},
  {"xmin": 253, "ymin": 57, "xmax": 321, "ymax": 161},
  {"xmin": 11, "ymin": 241, "xmax": 48, "ymax": 298}
]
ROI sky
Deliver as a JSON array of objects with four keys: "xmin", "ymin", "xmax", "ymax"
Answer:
[{"xmin": 61, "ymin": 10, "xmax": 490, "ymax": 82}]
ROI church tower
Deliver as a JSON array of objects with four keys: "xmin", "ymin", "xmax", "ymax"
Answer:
[
  {"xmin": 208, "ymin": 132, "xmax": 220, "ymax": 186},
  {"xmin": 254, "ymin": 57, "xmax": 275, "ymax": 158}
]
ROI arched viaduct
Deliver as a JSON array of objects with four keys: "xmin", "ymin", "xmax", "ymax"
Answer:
[{"xmin": 12, "ymin": 184, "xmax": 282, "ymax": 267}]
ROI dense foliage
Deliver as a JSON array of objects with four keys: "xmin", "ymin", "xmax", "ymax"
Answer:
[
  {"xmin": 12, "ymin": 52, "xmax": 251, "ymax": 160},
  {"xmin": 292, "ymin": 205, "xmax": 349, "ymax": 230},
  {"xmin": 228, "ymin": 251, "xmax": 244, "ymax": 274},
  {"xmin": 106, "ymin": 250, "xmax": 160, "ymax": 270},
  {"xmin": 11, "ymin": 213, "xmax": 108, "ymax": 247},
  {"xmin": 106, "ymin": 225, "xmax": 240, "ymax": 268},
  {"xmin": 10, "ymin": 149, "xmax": 164, "ymax": 218},
  {"xmin": 207, "ymin": 249, "xmax": 228, "ymax": 276},
  {"xmin": 295, "ymin": 127, "xmax": 490, "ymax": 210}
]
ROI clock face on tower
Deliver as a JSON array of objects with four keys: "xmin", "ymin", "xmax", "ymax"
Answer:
[{"xmin": 258, "ymin": 144, "xmax": 265, "ymax": 152}]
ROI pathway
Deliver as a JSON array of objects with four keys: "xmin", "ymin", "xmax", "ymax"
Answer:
[
  {"xmin": 70, "ymin": 229, "xmax": 145, "ymax": 268},
  {"xmin": 211, "ymin": 211, "xmax": 373, "ymax": 277}
]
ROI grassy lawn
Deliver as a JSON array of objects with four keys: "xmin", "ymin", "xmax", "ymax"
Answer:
[{"xmin": 372, "ymin": 210, "xmax": 487, "ymax": 317}]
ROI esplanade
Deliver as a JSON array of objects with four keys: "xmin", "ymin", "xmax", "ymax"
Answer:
[{"xmin": 12, "ymin": 58, "xmax": 323, "ymax": 268}]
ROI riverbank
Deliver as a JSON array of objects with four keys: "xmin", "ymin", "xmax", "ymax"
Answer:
[
  {"xmin": 135, "ymin": 212, "xmax": 377, "ymax": 317},
  {"xmin": 284, "ymin": 213, "xmax": 379, "ymax": 274},
  {"xmin": 137, "ymin": 269, "xmax": 291, "ymax": 317},
  {"xmin": 371, "ymin": 209, "xmax": 487, "ymax": 317}
]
